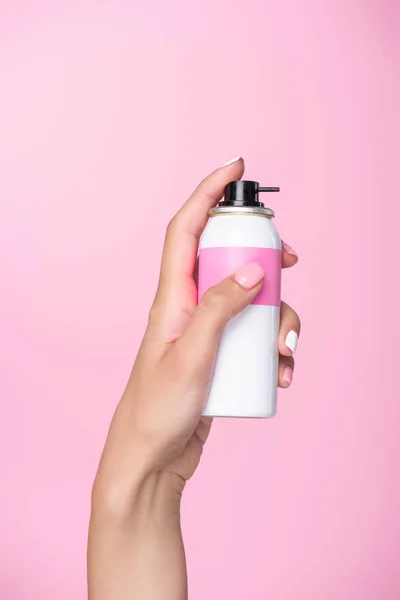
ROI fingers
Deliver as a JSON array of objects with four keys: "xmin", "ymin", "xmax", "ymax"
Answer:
[
  {"xmin": 278, "ymin": 354, "xmax": 295, "ymax": 388},
  {"xmin": 194, "ymin": 417, "xmax": 213, "ymax": 445},
  {"xmin": 279, "ymin": 301, "xmax": 301, "ymax": 357},
  {"xmin": 148, "ymin": 159, "xmax": 245, "ymax": 344},
  {"xmin": 158, "ymin": 158, "xmax": 245, "ymax": 291},
  {"xmin": 282, "ymin": 241, "xmax": 298, "ymax": 269},
  {"xmin": 172, "ymin": 262, "xmax": 264, "ymax": 372}
]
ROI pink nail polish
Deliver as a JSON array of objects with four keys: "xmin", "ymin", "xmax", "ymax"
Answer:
[
  {"xmin": 282, "ymin": 366, "xmax": 293, "ymax": 386},
  {"xmin": 282, "ymin": 241, "xmax": 298, "ymax": 257},
  {"xmin": 233, "ymin": 263, "xmax": 265, "ymax": 290}
]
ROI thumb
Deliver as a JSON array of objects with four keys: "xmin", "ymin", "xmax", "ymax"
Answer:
[{"xmin": 174, "ymin": 263, "xmax": 265, "ymax": 369}]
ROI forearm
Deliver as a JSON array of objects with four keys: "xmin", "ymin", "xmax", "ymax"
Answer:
[{"xmin": 88, "ymin": 471, "xmax": 187, "ymax": 600}]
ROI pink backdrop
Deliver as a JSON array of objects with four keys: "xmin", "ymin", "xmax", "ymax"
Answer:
[{"xmin": 1, "ymin": 1, "xmax": 399, "ymax": 598}]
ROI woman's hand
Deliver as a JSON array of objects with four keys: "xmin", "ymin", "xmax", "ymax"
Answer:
[{"xmin": 88, "ymin": 158, "xmax": 300, "ymax": 600}]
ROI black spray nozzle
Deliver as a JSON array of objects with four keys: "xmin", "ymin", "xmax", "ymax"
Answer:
[{"xmin": 219, "ymin": 180, "xmax": 280, "ymax": 208}]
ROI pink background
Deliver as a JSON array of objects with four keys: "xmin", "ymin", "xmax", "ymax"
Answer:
[{"xmin": 1, "ymin": 1, "xmax": 399, "ymax": 598}]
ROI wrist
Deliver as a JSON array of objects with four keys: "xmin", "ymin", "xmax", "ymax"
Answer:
[{"xmin": 91, "ymin": 467, "xmax": 184, "ymax": 523}]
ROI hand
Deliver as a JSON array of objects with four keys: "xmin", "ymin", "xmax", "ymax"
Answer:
[
  {"xmin": 92, "ymin": 158, "xmax": 300, "ymax": 507},
  {"xmin": 88, "ymin": 158, "xmax": 301, "ymax": 600}
]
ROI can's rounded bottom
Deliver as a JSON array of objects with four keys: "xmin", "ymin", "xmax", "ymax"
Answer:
[{"xmin": 202, "ymin": 408, "xmax": 277, "ymax": 419}]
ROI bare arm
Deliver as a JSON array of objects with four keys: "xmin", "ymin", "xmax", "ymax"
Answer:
[
  {"xmin": 87, "ymin": 157, "xmax": 300, "ymax": 599},
  {"xmin": 88, "ymin": 472, "xmax": 187, "ymax": 600}
]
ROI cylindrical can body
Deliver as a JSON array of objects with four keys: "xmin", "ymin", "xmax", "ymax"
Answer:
[{"xmin": 198, "ymin": 212, "xmax": 281, "ymax": 418}]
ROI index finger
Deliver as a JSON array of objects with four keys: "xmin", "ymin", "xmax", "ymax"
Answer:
[
  {"xmin": 158, "ymin": 158, "xmax": 245, "ymax": 291},
  {"xmin": 282, "ymin": 241, "xmax": 298, "ymax": 268}
]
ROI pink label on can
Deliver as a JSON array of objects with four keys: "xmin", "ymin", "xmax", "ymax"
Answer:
[{"xmin": 198, "ymin": 247, "xmax": 281, "ymax": 307}]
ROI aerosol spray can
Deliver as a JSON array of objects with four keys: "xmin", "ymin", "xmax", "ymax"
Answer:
[{"xmin": 198, "ymin": 180, "xmax": 281, "ymax": 418}]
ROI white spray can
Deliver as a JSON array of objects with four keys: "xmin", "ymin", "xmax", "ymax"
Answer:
[{"xmin": 198, "ymin": 180, "xmax": 281, "ymax": 418}]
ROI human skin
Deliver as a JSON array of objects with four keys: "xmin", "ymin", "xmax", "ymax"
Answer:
[{"xmin": 87, "ymin": 158, "xmax": 300, "ymax": 600}]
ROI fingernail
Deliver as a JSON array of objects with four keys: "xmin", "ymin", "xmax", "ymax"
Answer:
[
  {"xmin": 282, "ymin": 366, "xmax": 293, "ymax": 386},
  {"xmin": 233, "ymin": 263, "xmax": 264, "ymax": 290},
  {"xmin": 282, "ymin": 241, "xmax": 298, "ymax": 257},
  {"xmin": 223, "ymin": 156, "xmax": 242, "ymax": 167},
  {"xmin": 285, "ymin": 330, "xmax": 298, "ymax": 354}
]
